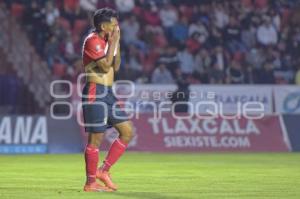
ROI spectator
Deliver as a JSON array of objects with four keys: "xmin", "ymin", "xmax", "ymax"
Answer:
[
  {"xmin": 271, "ymin": 49, "xmax": 283, "ymax": 70},
  {"xmin": 211, "ymin": 46, "xmax": 227, "ymax": 71},
  {"xmin": 45, "ymin": 1, "xmax": 60, "ymax": 27},
  {"xmin": 159, "ymin": 3, "xmax": 178, "ymax": 28},
  {"xmin": 188, "ymin": 20, "xmax": 209, "ymax": 44},
  {"xmin": 115, "ymin": 0, "xmax": 135, "ymax": 13},
  {"xmin": 23, "ymin": 1, "xmax": 49, "ymax": 53},
  {"xmin": 24, "ymin": 1, "xmax": 44, "ymax": 28},
  {"xmin": 80, "ymin": 0, "xmax": 97, "ymax": 12},
  {"xmin": 151, "ymin": 63, "xmax": 174, "ymax": 84},
  {"xmin": 213, "ymin": 2, "xmax": 229, "ymax": 29},
  {"xmin": 208, "ymin": 62, "xmax": 224, "ymax": 84},
  {"xmin": 223, "ymin": 16, "xmax": 244, "ymax": 53},
  {"xmin": 256, "ymin": 61, "xmax": 275, "ymax": 84},
  {"xmin": 136, "ymin": 72, "xmax": 150, "ymax": 84},
  {"xmin": 44, "ymin": 35, "xmax": 59, "ymax": 68},
  {"xmin": 287, "ymin": 27, "xmax": 300, "ymax": 61},
  {"xmin": 61, "ymin": 0, "xmax": 81, "ymax": 27},
  {"xmin": 126, "ymin": 44, "xmax": 143, "ymax": 79},
  {"xmin": 186, "ymin": 33, "xmax": 201, "ymax": 54},
  {"xmin": 194, "ymin": 48, "xmax": 211, "ymax": 83},
  {"xmin": 171, "ymin": 80, "xmax": 190, "ymax": 113},
  {"xmin": 158, "ymin": 45, "xmax": 179, "ymax": 77},
  {"xmin": 64, "ymin": 33, "xmax": 76, "ymax": 62},
  {"xmin": 117, "ymin": 63, "xmax": 137, "ymax": 81},
  {"xmin": 257, "ymin": 16, "xmax": 278, "ymax": 46},
  {"xmin": 177, "ymin": 46, "xmax": 195, "ymax": 76},
  {"xmin": 241, "ymin": 22, "xmax": 257, "ymax": 49},
  {"xmin": 143, "ymin": 5, "xmax": 161, "ymax": 26},
  {"xmin": 246, "ymin": 47, "xmax": 265, "ymax": 69},
  {"xmin": 120, "ymin": 16, "xmax": 140, "ymax": 45},
  {"xmin": 270, "ymin": 9, "xmax": 281, "ymax": 32},
  {"xmin": 226, "ymin": 60, "xmax": 245, "ymax": 84},
  {"xmin": 209, "ymin": 24, "xmax": 223, "ymax": 47},
  {"xmin": 171, "ymin": 16, "xmax": 189, "ymax": 44}
]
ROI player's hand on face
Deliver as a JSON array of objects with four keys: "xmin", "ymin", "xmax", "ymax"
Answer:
[
  {"xmin": 114, "ymin": 25, "xmax": 121, "ymax": 42},
  {"xmin": 109, "ymin": 25, "xmax": 120, "ymax": 44},
  {"xmin": 116, "ymin": 25, "xmax": 120, "ymax": 41}
]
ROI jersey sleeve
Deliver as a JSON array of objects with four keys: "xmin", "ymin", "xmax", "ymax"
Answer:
[{"xmin": 84, "ymin": 37, "xmax": 105, "ymax": 61}]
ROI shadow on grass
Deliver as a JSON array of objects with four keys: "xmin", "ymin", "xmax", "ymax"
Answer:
[{"xmin": 111, "ymin": 192, "xmax": 183, "ymax": 199}]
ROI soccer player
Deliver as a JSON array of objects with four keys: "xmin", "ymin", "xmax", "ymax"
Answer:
[{"xmin": 81, "ymin": 8, "xmax": 134, "ymax": 192}]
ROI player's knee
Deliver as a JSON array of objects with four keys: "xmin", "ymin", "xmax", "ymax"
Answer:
[
  {"xmin": 88, "ymin": 133, "xmax": 103, "ymax": 148},
  {"xmin": 127, "ymin": 122, "xmax": 134, "ymax": 141},
  {"xmin": 126, "ymin": 129, "xmax": 134, "ymax": 142},
  {"xmin": 120, "ymin": 131, "xmax": 134, "ymax": 143},
  {"xmin": 119, "ymin": 123, "xmax": 134, "ymax": 143}
]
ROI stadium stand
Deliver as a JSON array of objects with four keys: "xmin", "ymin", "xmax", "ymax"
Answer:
[
  {"xmin": 3, "ymin": 0, "xmax": 300, "ymax": 85},
  {"xmin": 0, "ymin": 3, "xmax": 51, "ymax": 113},
  {"xmin": 1, "ymin": 0, "xmax": 300, "ymax": 114}
]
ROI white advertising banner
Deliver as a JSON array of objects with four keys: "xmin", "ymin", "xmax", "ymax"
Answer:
[
  {"xmin": 114, "ymin": 84, "xmax": 177, "ymax": 113},
  {"xmin": 72, "ymin": 84, "xmax": 273, "ymax": 114},
  {"xmin": 274, "ymin": 86, "xmax": 300, "ymax": 114},
  {"xmin": 189, "ymin": 85, "xmax": 273, "ymax": 114}
]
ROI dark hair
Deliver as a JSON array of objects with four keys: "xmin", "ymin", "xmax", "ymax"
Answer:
[{"xmin": 93, "ymin": 8, "xmax": 118, "ymax": 31}]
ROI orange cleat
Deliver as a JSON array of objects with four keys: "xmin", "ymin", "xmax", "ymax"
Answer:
[
  {"xmin": 96, "ymin": 170, "xmax": 118, "ymax": 191},
  {"xmin": 83, "ymin": 182, "xmax": 114, "ymax": 192}
]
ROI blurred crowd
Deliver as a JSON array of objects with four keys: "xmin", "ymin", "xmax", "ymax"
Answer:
[{"xmin": 5, "ymin": 0, "xmax": 300, "ymax": 85}]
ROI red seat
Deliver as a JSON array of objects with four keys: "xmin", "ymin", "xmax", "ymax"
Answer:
[
  {"xmin": 58, "ymin": 17, "xmax": 71, "ymax": 31},
  {"xmin": 53, "ymin": 63, "xmax": 66, "ymax": 77},
  {"xmin": 73, "ymin": 19, "xmax": 88, "ymax": 35},
  {"xmin": 255, "ymin": 0, "xmax": 268, "ymax": 9},
  {"xmin": 154, "ymin": 34, "xmax": 168, "ymax": 48},
  {"xmin": 64, "ymin": 0, "xmax": 79, "ymax": 11},
  {"xmin": 143, "ymin": 49, "xmax": 159, "ymax": 73},
  {"xmin": 11, "ymin": 3, "xmax": 24, "ymax": 18}
]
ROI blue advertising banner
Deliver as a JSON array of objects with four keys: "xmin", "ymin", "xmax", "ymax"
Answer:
[
  {"xmin": 274, "ymin": 86, "xmax": 300, "ymax": 114},
  {"xmin": 0, "ymin": 115, "xmax": 83, "ymax": 154},
  {"xmin": 282, "ymin": 115, "xmax": 300, "ymax": 152}
]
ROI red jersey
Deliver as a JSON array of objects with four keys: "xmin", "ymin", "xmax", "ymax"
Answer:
[
  {"xmin": 82, "ymin": 32, "xmax": 107, "ymax": 66},
  {"xmin": 81, "ymin": 31, "xmax": 115, "ymax": 85}
]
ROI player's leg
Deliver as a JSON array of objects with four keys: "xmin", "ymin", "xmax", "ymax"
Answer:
[
  {"xmin": 82, "ymin": 83, "xmax": 112, "ymax": 192},
  {"xmin": 102, "ymin": 121, "xmax": 134, "ymax": 170},
  {"xmin": 85, "ymin": 132, "xmax": 104, "ymax": 184},
  {"xmin": 97, "ymin": 121, "xmax": 134, "ymax": 190},
  {"xmin": 84, "ymin": 132, "xmax": 114, "ymax": 192},
  {"xmin": 114, "ymin": 120, "xmax": 134, "ymax": 144},
  {"xmin": 96, "ymin": 88, "xmax": 134, "ymax": 190}
]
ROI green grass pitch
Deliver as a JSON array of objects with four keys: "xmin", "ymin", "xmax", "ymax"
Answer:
[{"xmin": 0, "ymin": 152, "xmax": 299, "ymax": 199}]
